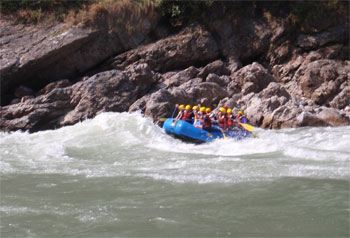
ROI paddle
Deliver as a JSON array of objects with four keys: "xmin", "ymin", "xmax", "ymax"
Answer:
[
  {"xmin": 220, "ymin": 128, "xmax": 227, "ymax": 139},
  {"xmin": 171, "ymin": 105, "xmax": 178, "ymax": 118},
  {"xmin": 213, "ymin": 125, "xmax": 227, "ymax": 139},
  {"xmin": 239, "ymin": 122, "xmax": 254, "ymax": 132}
]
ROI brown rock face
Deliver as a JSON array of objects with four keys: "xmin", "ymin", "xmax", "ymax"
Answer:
[
  {"xmin": 0, "ymin": 64, "xmax": 156, "ymax": 132},
  {"xmin": 295, "ymin": 60, "xmax": 349, "ymax": 105},
  {"xmin": 37, "ymin": 79, "xmax": 71, "ymax": 96},
  {"xmin": 0, "ymin": 14, "xmax": 159, "ymax": 105},
  {"xmin": 1, "ymin": 6, "xmax": 349, "ymax": 132},
  {"xmin": 105, "ymin": 24, "xmax": 219, "ymax": 73},
  {"xmin": 330, "ymin": 86, "xmax": 350, "ymax": 110},
  {"xmin": 233, "ymin": 62, "xmax": 275, "ymax": 95}
]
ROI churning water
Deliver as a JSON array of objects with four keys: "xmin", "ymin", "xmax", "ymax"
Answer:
[{"xmin": 0, "ymin": 112, "xmax": 349, "ymax": 237}]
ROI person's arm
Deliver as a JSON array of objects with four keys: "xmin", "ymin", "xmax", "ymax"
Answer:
[{"xmin": 175, "ymin": 111, "xmax": 182, "ymax": 120}]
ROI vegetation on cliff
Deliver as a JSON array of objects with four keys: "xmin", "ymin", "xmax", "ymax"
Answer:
[{"xmin": 1, "ymin": 0, "xmax": 347, "ymax": 31}]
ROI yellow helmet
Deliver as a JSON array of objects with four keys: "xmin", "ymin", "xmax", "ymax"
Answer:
[
  {"xmin": 227, "ymin": 108, "xmax": 232, "ymax": 114},
  {"xmin": 179, "ymin": 104, "xmax": 185, "ymax": 109},
  {"xmin": 192, "ymin": 105, "xmax": 198, "ymax": 110},
  {"xmin": 206, "ymin": 108, "xmax": 211, "ymax": 113},
  {"xmin": 200, "ymin": 107, "xmax": 206, "ymax": 112},
  {"xmin": 238, "ymin": 110, "xmax": 244, "ymax": 115},
  {"xmin": 219, "ymin": 107, "xmax": 226, "ymax": 113},
  {"xmin": 185, "ymin": 105, "xmax": 191, "ymax": 110}
]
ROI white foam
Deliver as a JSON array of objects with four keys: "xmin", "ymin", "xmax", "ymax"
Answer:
[{"xmin": 1, "ymin": 112, "xmax": 349, "ymax": 183}]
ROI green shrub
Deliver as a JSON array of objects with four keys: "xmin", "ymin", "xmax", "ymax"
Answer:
[{"xmin": 157, "ymin": 0, "xmax": 214, "ymax": 26}]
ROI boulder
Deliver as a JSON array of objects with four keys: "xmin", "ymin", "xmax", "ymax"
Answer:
[
  {"xmin": 297, "ymin": 24, "xmax": 349, "ymax": 50},
  {"xmin": 227, "ymin": 57, "xmax": 242, "ymax": 73},
  {"xmin": 227, "ymin": 80, "xmax": 241, "ymax": 97},
  {"xmin": 268, "ymin": 41, "xmax": 294, "ymax": 65},
  {"xmin": 163, "ymin": 66, "xmax": 199, "ymax": 88},
  {"xmin": 329, "ymin": 86, "xmax": 350, "ymax": 110},
  {"xmin": 205, "ymin": 73, "xmax": 229, "ymax": 87},
  {"xmin": 294, "ymin": 59, "xmax": 350, "ymax": 104},
  {"xmin": 207, "ymin": 18, "xmax": 272, "ymax": 62},
  {"xmin": 0, "ymin": 64, "xmax": 156, "ymax": 132},
  {"xmin": 317, "ymin": 107, "xmax": 350, "ymax": 126},
  {"xmin": 106, "ymin": 24, "xmax": 219, "ymax": 72},
  {"xmin": 233, "ymin": 62, "xmax": 275, "ymax": 95},
  {"xmin": 197, "ymin": 60, "xmax": 230, "ymax": 79},
  {"xmin": 144, "ymin": 89, "xmax": 175, "ymax": 123},
  {"xmin": 260, "ymin": 82, "xmax": 291, "ymax": 100},
  {"xmin": 295, "ymin": 111, "xmax": 330, "ymax": 127},
  {"xmin": 37, "ymin": 79, "xmax": 71, "ymax": 96},
  {"xmin": 245, "ymin": 96, "xmax": 265, "ymax": 126}
]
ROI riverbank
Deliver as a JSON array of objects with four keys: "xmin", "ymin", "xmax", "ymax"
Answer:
[{"xmin": 1, "ymin": 1, "xmax": 349, "ymax": 132}]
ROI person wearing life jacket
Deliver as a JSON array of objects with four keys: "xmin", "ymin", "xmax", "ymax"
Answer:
[
  {"xmin": 175, "ymin": 104, "xmax": 185, "ymax": 120},
  {"xmin": 182, "ymin": 105, "xmax": 192, "ymax": 123},
  {"xmin": 235, "ymin": 110, "xmax": 248, "ymax": 124},
  {"xmin": 217, "ymin": 107, "xmax": 228, "ymax": 130},
  {"xmin": 194, "ymin": 107, "xmax": 206, "ymax": 129},
  {"xmin": 191, "ymin": 105, "xmax": 199, "ymax": 122},
  {"xmin": 227, "ymin": 108, "xmax": 234, "ymax": 129},
  {"xmin": 203, "ymin": 107, "xmax": 212, "ymax": 131}
]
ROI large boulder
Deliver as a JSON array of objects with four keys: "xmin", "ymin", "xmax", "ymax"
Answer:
[
  {"xmin": 0, "ymin": 23, "xmax": 115, "ymax": 105},
  {"xmin": 163, "ymin": 66, "xmax": 199, "ymax": 88},
  {"xmin": 0, "ymin": 63, "xmax": 156, "ymax": 132},
  {"xmin": 243, "ymin": 82, "xmax": 291, "ymax": 128},
  {"xmin": 0, "ymin": 15, "xmax": 160, "ymax": 106},
  {"xmin": 297, "ymin": 24, "xmax": 349, "ymax": 50},
  {"xmin": 37, "ymin": 79, "xmax": 71, "ymax": 96},
  {"xmin": 207, "ymin": 17, "xmax": 272, "ymax": 62},
  {"xmin": 329, "ymin": 86, "xmax": 350, "ymax": 110},
  {"xmin": 294, "ymin": 59, "xmax": 350, "ymax": 105},
  {"xmin": 197, "ymin": 59, "xmax": 230, "ymax": 79},
  {"xmin": 105, "ymin": 24, "xmax": 219, "ymax": 73},
  {"xmin": 232, "ymin": 62, "xmax": 275, "ymax": 95}
]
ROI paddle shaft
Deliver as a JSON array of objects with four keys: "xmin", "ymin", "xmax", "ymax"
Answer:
[{"xmin": 171, "ymin": 106, "xmax": 177, "ymax": 118}]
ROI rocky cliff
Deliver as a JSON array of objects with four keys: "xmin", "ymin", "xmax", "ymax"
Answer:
[{"xmin": 1, "ymin": 2, "xmax": 349, "ymax": 132}]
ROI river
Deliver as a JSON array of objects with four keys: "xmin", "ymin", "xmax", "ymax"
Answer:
[{"xmin": 1, "ymin": 112, "xmax": 349, "ymax": 237}]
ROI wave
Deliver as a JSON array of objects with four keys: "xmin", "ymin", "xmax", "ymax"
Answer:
[{"xmin": 1, "ymin": 112, "xmax": 349, "ymax": 183}]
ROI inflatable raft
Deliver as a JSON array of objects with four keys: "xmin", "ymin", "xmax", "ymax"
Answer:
[{"xmin": 163, "ymin": 118, "xmax": 252, "ymax": 143}]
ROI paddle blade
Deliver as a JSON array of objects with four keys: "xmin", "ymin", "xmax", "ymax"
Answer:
[
  {"xmin": 222, "ymin": 132, "xmax": 227, "ymax": 139},
  {"xmin": 239, "ymin": 123, "xmax": 254, "ymax": 132}
]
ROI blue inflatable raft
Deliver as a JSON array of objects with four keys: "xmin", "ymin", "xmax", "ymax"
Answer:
[{"xmin": 163, "ymin": 118, "xmax": 252, "ymax": 143}]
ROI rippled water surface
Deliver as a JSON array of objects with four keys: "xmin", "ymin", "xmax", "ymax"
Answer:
[{"xmin": 1, "ymin": 112, "xmax": 349, "ymax": 237}]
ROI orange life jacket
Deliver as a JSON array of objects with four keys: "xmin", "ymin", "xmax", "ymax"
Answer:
[
  {"xmin": 182, "ymin": 110, "xmax": 192, "ymax": 120},
  {"xmin": 227, "ymin": 114, "xmax": 233, "ymax": 127},
  {"xmin": 218, "ymin": 115, "xmax": 227, "ymax": 130}
]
